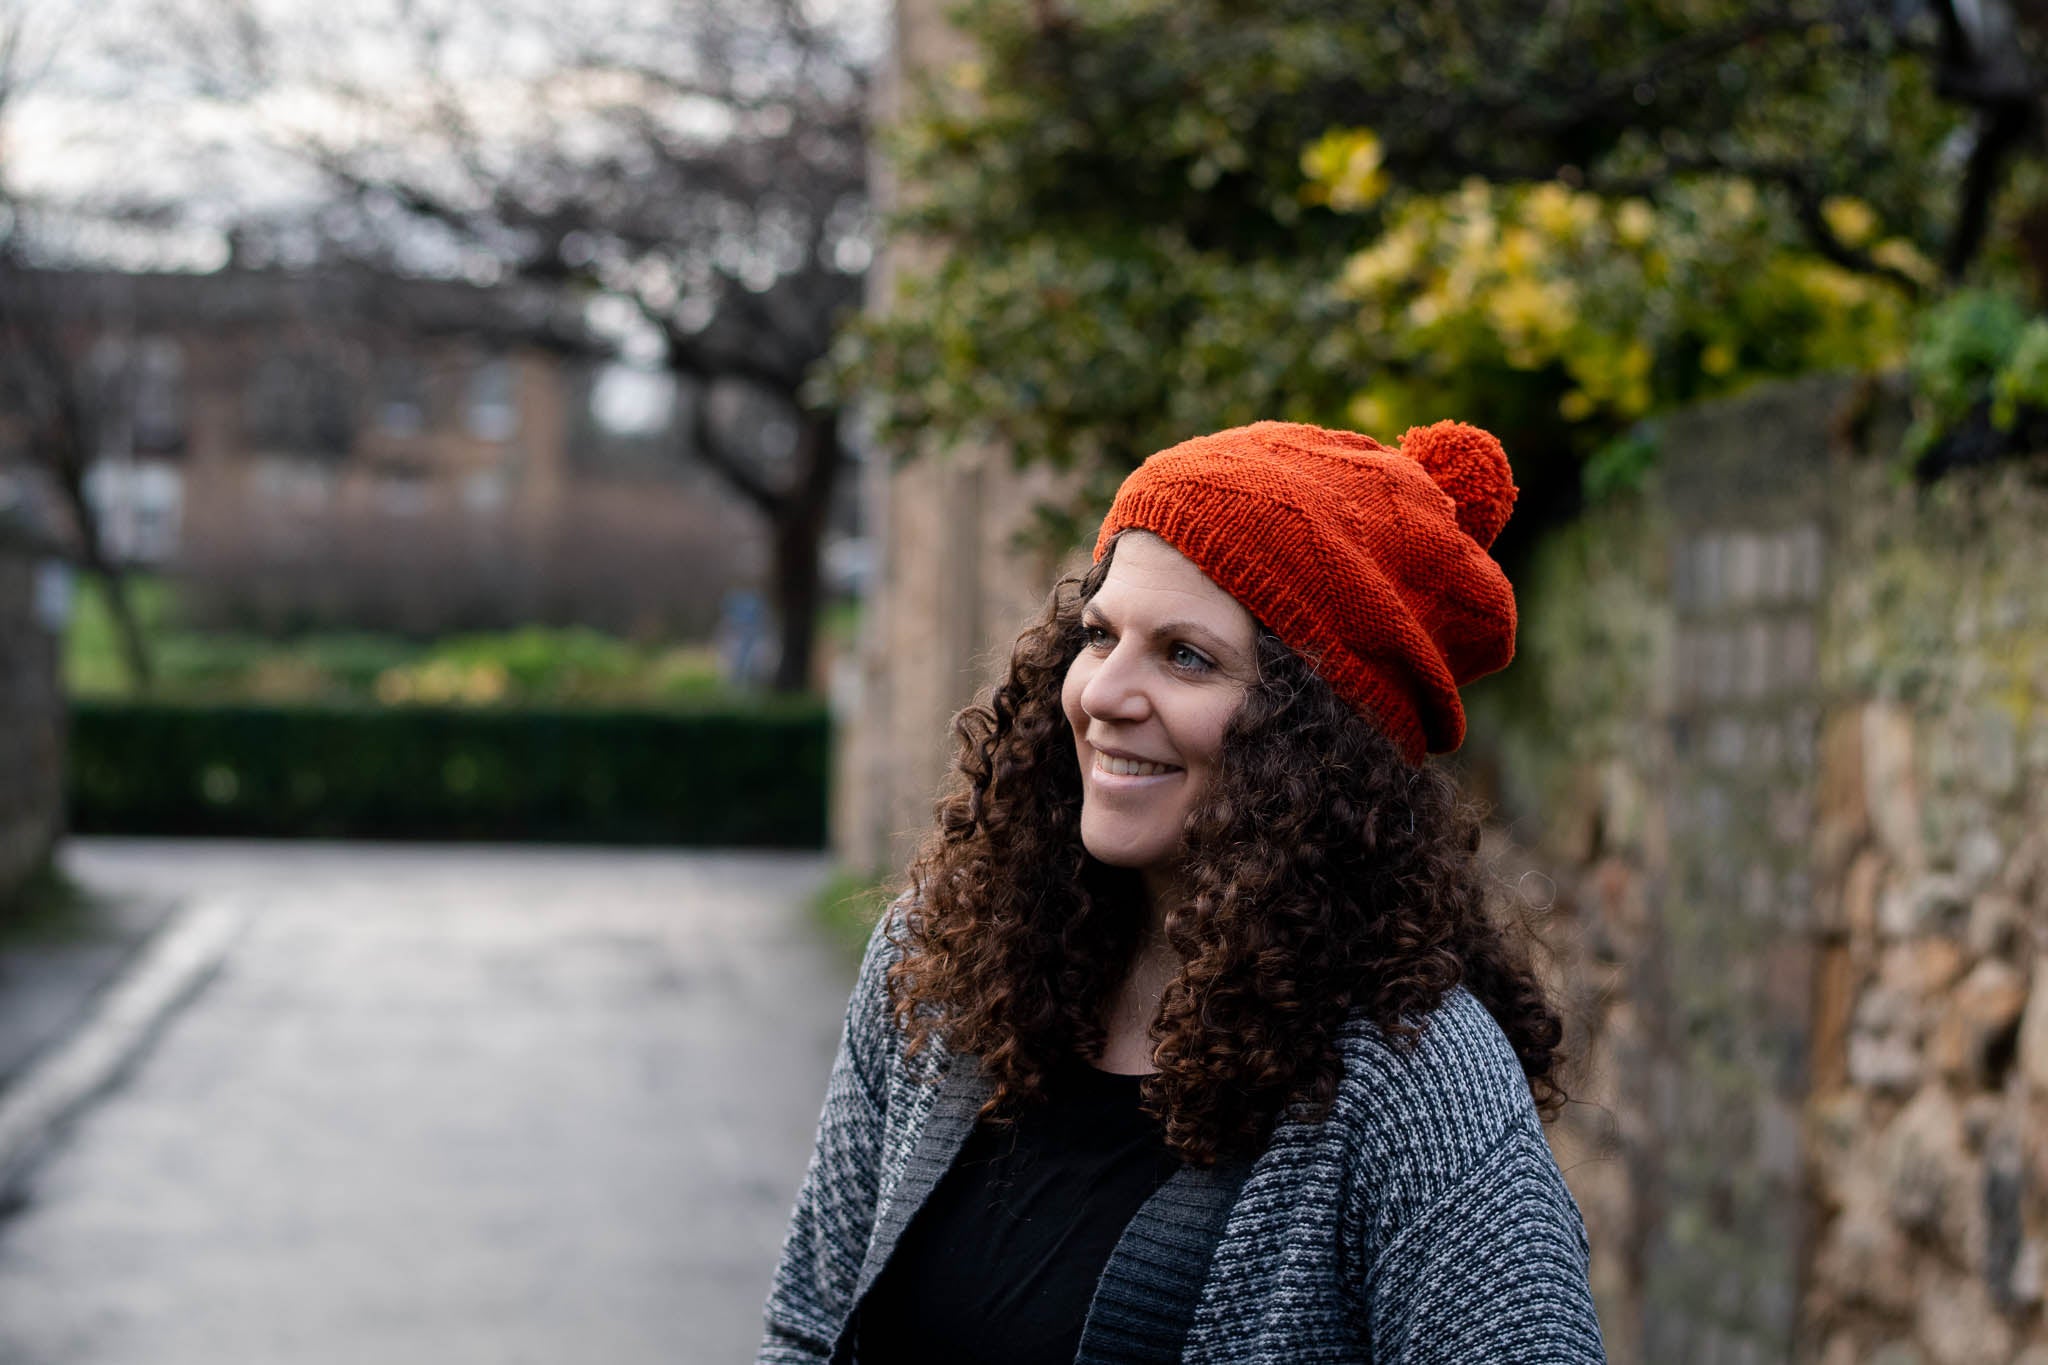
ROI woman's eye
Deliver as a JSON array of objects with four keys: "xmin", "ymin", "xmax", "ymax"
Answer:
[
  {"xmin": 1082, "ymin": 625, "xmax": 1112, "ymax": 649},
  {"xmin": 1170, "ymin": 644, "xmax": 1213, "ymax": 672}
]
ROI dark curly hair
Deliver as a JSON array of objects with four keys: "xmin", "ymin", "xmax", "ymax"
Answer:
[{"xmin": 887, "ymin": 535, "xmax": 1566, "ymax": 1166}]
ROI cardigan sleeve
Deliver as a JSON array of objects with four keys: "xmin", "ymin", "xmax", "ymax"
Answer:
[
  {"xmin": 756, "ymin": 904, "xmax": 904, "ymax": 1364},
  {"xmin": 1362, "ymin": 1112, "xmax": 1607, "ymax": 1364}
]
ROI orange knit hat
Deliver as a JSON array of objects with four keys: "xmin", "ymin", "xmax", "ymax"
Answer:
[{"xmin": 1092, "ymin": 419, "xmax": 1518, "ymax": 763}]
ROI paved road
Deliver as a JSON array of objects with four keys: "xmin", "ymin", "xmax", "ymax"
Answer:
[{"xmin": 0, "ymin": 839, "xmax": 849, "ymax": 1365}]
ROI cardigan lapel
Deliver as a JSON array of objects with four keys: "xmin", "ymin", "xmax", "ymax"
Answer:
[
  {"xmin": 1073, "ymin": 1154, "xmax": 1255, "ymax": 1365},
  {"xmin": 849, "ymin": 1052, "xmax": 991, "ymax": 1308}
]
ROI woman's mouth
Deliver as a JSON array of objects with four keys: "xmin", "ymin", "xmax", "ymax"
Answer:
[{"xmin": 1094, "ymin": 752, "xmax": 1181, "ymax": 778}]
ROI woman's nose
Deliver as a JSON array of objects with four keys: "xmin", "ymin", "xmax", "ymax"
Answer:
[{"xmin": 1079, "ymin": 643, "xmax": 1150, "ymax": 722}]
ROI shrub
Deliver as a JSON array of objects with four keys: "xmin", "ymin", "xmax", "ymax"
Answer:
[{"xmin": 68, "ymin": 699, "xmax": 828, "ymax": 847}]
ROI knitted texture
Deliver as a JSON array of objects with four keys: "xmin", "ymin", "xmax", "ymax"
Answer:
[
  {"xmin": 759, "ymin": 907, "xmax": 1607, "ymax": 1364},
  {"xmin": 1092, "ymin": 420, "xmax": 1520, "ymax": 763}
]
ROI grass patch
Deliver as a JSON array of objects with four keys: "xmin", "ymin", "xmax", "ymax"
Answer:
[
  {"xmin": 809, "ymin": 866, "xmax": 894, "ymax": 964},
  {"xmin": 0, "ymin": 861, "xmax": 102, "ymax": 947},
  {"xmin": 63, "ymin": 573, "xmax": 178, "ymax": 697}
]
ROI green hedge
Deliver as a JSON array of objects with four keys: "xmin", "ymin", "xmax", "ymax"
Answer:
[{"xmin": 68, "ymin": 700, "xmax": 829, "ymax": 847}]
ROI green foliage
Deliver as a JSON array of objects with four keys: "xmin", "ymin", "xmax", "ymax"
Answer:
[
  {"xmin": 67, "ymin": 584, "xmax": 732, "ymax": 707},
  {"xmin": 855, "ymin": 1, "xmax": 1994, "ymax": 537},
  {"xmin": 1903, "ymin": 290, "xmax": 2048, "ymax": 460},
  {"xmin": 1992, "ymin": 319, "xmax": 2048, "ymax": 428},
  {"xmin": 1583, "ymin": 423, "xmax": 1663, "ymax": 503},
  {"xmin": 68, "ymin": 700, "xmax": 830, "ymax": 847},
  {"xmin": 855, "ymin": 233, "xmax": 1359, "ymax": 515}
]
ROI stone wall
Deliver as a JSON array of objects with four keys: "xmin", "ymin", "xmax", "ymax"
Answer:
[
  {"xmin": 0, "ymin": 512, "xmax": 65, "ymax": 907},
  {"xmin": 1471, "ymin": 374, "xmax": 2048, "ymax": 1364}
]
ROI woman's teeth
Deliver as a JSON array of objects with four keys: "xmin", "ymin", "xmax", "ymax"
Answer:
[{"xmin": 1099, "ymin": 754, "xmax": 1176, "ymax": 776}]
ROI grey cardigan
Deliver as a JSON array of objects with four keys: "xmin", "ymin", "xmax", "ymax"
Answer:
[{"xmin": 758, "ymin": 908, "xmax": 1607, "ymax": 1364}]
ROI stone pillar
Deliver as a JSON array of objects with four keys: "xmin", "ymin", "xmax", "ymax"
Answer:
[{"xmin": 832, "ymin": 0, "xmax": 1077, "ymax": 876}]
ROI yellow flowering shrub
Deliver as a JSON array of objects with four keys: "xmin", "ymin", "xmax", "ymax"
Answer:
[{"xmin": 1309, "ymin": 141, "xmax": 1924, "ymax": 459}]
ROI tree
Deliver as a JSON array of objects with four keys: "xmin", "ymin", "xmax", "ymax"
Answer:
[
  {"xmin": 166, "ymin": 0, "xmax": 872, "ymax": 691},
  {"xmin": 854, "ymin": 0, "xmax": 2048, "ymax": 559},
  {"xmin": 0, "ymin": 5, "xmax": 157, "ymax": 692}
]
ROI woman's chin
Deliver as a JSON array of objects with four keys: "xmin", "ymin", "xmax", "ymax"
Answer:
[{"xmin": 1079, "ymin": 831, "xmax": 1179, "ymax": 878}]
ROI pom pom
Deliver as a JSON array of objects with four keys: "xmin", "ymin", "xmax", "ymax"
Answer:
[{"xmin": 1398, "ymin": 421, "xmax": 1517, "ymax": 550}]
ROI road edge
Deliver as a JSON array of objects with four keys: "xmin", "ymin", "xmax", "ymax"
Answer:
[{"xmin": 0, "ymin": 898, "xmax": 249, "ymax": 1201}]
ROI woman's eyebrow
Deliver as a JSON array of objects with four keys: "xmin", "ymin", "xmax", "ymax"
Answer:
[{"xmin": 1084, "ymin": 604, "xmax": 1245, "ymax": 661}]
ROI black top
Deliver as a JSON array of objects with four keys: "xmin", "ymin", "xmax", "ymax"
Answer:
[{"xmin": 853, "ymin": 1053, "xmax": 1180, "ymax": 1365}]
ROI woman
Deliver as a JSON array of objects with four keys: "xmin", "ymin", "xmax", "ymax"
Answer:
[{"xmin": 759, "ymin": 420, "xmax": 1606, "ymax": 1364}]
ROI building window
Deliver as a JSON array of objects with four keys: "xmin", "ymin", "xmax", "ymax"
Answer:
[
  {"xmin": 466, "ymin": 355, "xmax": 519, "ymax": 442},
  {"xmin": 86, "ymin": 335, "xmax": 187, "ymax": 458},
  {"xmin": 376, "ymin": 357, "xmax": 430, "ymax": 438},
  {"xmin": 131, "ymin": 338, "xmax": 186, "ymax": 456},
  {"xmin": 244, "ymin": 350, "xmax": 356, "ymax": 457},
  {"xmin": 82, "ymin": 459, "xmax": 183, "ymax": 564}
]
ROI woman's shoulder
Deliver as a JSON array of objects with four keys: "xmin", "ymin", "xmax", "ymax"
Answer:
[{"xmin": 1320, "ymin": 987, "xmax": 1545, "ymax": 1192}]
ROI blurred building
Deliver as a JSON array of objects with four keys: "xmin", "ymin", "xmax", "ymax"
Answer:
[{"xmin": 0, "ymin": 266, "xmax": 767, "ymax": 638}]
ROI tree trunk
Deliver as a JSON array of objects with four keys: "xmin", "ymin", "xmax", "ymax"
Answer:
[
  {"xmin": 44, "ymin": 420, "xmax": 155, "ymax": 695},
  {"xmin": 767, "ymin": 410, "xmax": 843, "ymax": 694}
]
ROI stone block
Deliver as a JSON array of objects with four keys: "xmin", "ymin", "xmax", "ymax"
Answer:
[
  {"xmin": 1790, "ymin": 522, "xmax": 1826, "ymax": 603},
  {"xmin": 1932, "ymin": 960, "xmax": 2027, "ymax": 1087},
  {"xmin": 1954, "ymin": 827, "xmax": 2005, "ymax": 898},
  {"xmin": 1879, "ymin": 873, "xmax": 1970, "ymax": 940},
  {"xmin": 1849, "ymin": 1024, "xmax": 1924, "ymax": 1095},
  {"xmin": 1811, "ymin": 944, "xmax": 1857, "ymax": 1094},
  {"xmin": 1865, "ymin": 702, "xmax": 1924, "ymax": 872},
  {"xmin": 1917, "ymin": 1268, "xmax": 2015, "ymax": 1365},
  {"xmin": 1742, "ymin": 619, "xmax": 1773, "ymax": 699},
  {"xmin": 1724, "ymin": 530, "xmax": 1761, "ymax": 605},
  {"xmin": 1968, "ymin": 890, "xmax": 2024, "ymax": 959},
  {"xmin": 1839, "ymin": 849, "xmax": 1886, "ymax": 940},
  {"xmin": 1814, "ymin": 1198, "xmax": 1917, "ymax": 1314},
  {"xmin": 1977, "ymin": 707, "xmax": 2021, "ymax": 799},
  {"xmin": 1882, "ymin": 1086, "xmax": 1980, "ymax": 1265},
  {"xmin": 2019, "ymin": 956, "xmax": 2048, "ymax": 1096},
  {"xmin": 1880, "ymin": 939, "xmax": 1967, "ymax": 998}
]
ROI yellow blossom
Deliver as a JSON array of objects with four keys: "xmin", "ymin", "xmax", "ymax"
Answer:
[
  {"xmin": 1701, "ymin": 343, "xmax": 1736, "ymax": 376},
  {"xmin": 1614, "ymin": 198, "xmax": 1657, "ymax": 247},
  {"xmin": 1526, "ymin": 182, "xmax": 1600, "ymax": 240},
  {"xmin": 463, "ymin": 663, "xmax": 509, "ymax": 705},
  {"xmin": 1301, "ymin": 128, "xmax": 1389, "ymax": 211},
  {"xmin": 1340, "ymin": 222, "xmax": 1426, "ymax": 295},
  {"xmin": 1498, "ymin": 226, "xmax": 1543, "ymax": 273},
  {"xmin": 1347, "ymin": 390, "xmax": 1397, "ymax": 434},
  {"xmin": 1871, "ymin": 238, "xmax": 1941, "ymax": 288},
  {"xmin": 1821, "ymin": 196, "xmax": 1878, "ymax": 247}
]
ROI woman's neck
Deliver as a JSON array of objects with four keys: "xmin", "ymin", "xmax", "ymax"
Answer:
[
  {"xmin": 1138, "ymin": 866, "xmax": 1185, "ymax": 942},
  {"xmin": 1097, "ymin": 874, "xmax": 1186, "ymax": 1074}
]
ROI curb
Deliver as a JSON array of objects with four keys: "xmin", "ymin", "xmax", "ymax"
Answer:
[{"xmin": 0, "ymin": 898, "xmax": 249, "ymax": 1200}]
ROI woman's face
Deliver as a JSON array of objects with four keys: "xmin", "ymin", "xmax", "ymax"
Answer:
[{"xmin": 1060, "ymin": 531, "xmax": 1258, "ymax": 892}]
